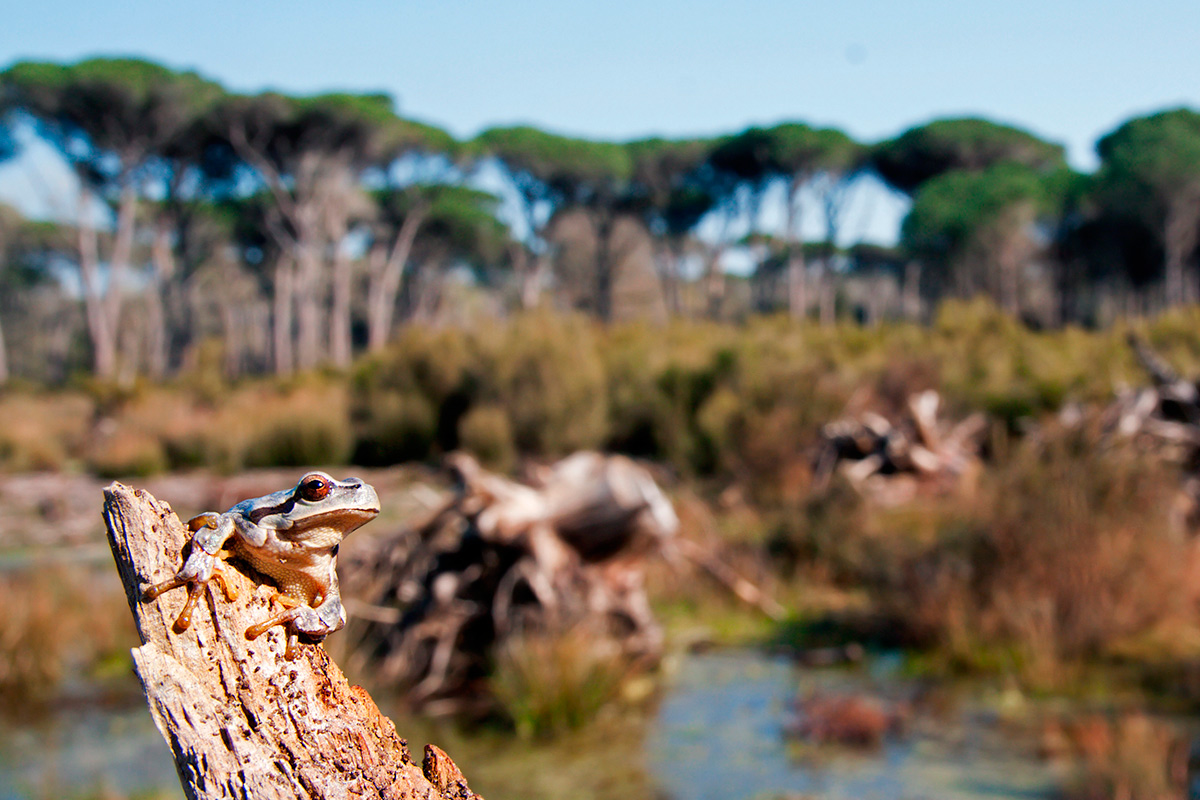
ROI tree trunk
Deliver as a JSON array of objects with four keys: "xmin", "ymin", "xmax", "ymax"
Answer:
[
  {"xmin": 593, "ymin": 211, "xmax": 616, "ymax": 322},
  {"xmin": 146, "ymin": 219, "xmax": 175, "ymax": 379},
  {"xmin": 1165, "ymin": 247, "xmax": 1187, "ymax": 310},
  {"xmin": 78, "ymin": 185, "xmax": 118, "ymax": 379},
  {"xmin": 903, "ymin": 261, "xmax": 922, "ymax": 321},
  {"xmin": 652, "ymin": 243, "xmax": 682, "ymax": 318},
  {"xmin": 330, "ymin": 240, "xmax": 353, "ymax": 368},
  {"xmin": 1164, "ymin": 196, "xmax": 1200, "ymax": 308},
  {"xmin": 703, "ymin": 245, "xmax": 726, "ymax": 319},
  {"xmin": 272, "ymin": 258, "xmax": 295, "ymax": 376},
  {"xmin": 367, "ymin": 206, "xmax": 427, "ymax": 352},
  {"xmin": 109, "ymin": 181, "xmax": 138, "ymax": 335},
  {"xmin": 818, "ymin": 262, "xmax": 836, "ymax": 327},
  {"xmin": 102, "ymin": 482, "xmax": 483, "ymax": 800},
  {"xmin": 521, "ymin": 251, "xmax": 553, "ymax": 311},
  {"xmin": 785, "ymin": 176, "xmax": 808, "ymax": 319},
  {"xmin": 786, "ymin": 254, "xmax": 807, "ymax": 319},
  {"xmin": 220, "ymin": 301, "xmax": 242, "ymax": 379},
  {"xmin": 294, "ymin": 237, "xmax": 324, "ymax": 370},
  {"xmin": 0, "ymin": 311, "xmax": 8, "ymax": 384}
]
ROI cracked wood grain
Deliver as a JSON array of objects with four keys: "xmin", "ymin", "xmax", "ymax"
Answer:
[{"xmin": 102, "ymin": 481, "xmax": 481, "ymax": 800}]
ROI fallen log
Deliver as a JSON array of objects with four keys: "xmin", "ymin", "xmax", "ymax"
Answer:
[{"xmin": 103, "ymin": 482, "xmax": 481, "ymax": 800}]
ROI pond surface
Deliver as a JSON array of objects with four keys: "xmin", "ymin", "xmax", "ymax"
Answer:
[
  {"xmin": 1, "ymin": 649, "xmax": 1069, "ymax": 800},
  {"xmin": 0, "ymin": 699, "xmax": 181, "ymax": 800},
  {"xmin": 649, "ymin": 650, "xmax": 1063, "ymax": 800}
]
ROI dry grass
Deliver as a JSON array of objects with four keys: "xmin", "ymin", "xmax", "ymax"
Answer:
[
  {"xmin": 875, "ymin": 421, "xmax": 1195, "ymax": 686},
  {"xmin": 1059, "ymin": 712, "xmax": 1187, "ymax": 800},
  {"xmin": 77, "ymin": 380, "xmax": 353, "ymax": 477},
  {"xmin": 0, "ymin": 567, "xmax": 136, "ymax": 707},
  {"xmin": 0, "ymin": 391, "xmax": 93, "ymax": 471}
]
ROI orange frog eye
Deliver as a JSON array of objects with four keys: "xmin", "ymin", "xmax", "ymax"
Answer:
[{"xmin": 299, "ymin": 474, "xmax": 332, "ymax": 501}]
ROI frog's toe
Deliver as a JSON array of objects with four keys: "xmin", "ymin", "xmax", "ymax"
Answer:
[
  {"xmin": 142, "ymin": 574, "xmax": 188, "ymax": 602},
  {"xmin": 245, "ymin": 605, "xmax": 302, "ymax": 641},
  {"xmin": 172, "ymin": 582, "xmax": 208, "ymax": 632},
  {"xmin": 210, "ymin": 560, "xmax": 239, "ymax": 601}
]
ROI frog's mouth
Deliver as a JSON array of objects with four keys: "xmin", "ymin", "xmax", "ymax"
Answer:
[{"xmin": 288, "ymin": 506, "xmax": 381, "ymax": 537}]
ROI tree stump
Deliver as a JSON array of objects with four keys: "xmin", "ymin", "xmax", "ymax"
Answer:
[{"xmin": 102, "ymin": 481, "xmax": 481, "ymax": 800}]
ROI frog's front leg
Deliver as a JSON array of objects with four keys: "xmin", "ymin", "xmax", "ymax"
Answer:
[{"xmin": 142, "ymin": 512, "xmax": 241, "ymax": 632}]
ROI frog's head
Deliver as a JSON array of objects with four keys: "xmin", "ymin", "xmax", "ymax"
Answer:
[{"xmin": 253, "ymin": 471, "xmax": 381, "ymax": 548}]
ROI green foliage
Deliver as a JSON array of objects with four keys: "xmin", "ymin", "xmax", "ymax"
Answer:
[
  {"xmin": 707, "ymin": 122, "xmax": 861, "ymax": 192},
  {"xmin": 241, "ymin": 387, "xmax": 354, "ymax": 468},
  {"xmin": 901, "ymin": 163, "xmax": 1048, "ymax": 259},
  {"xmin": 872, "ymin": 116, "xmax": 1067, "ymax": 194},
  {"xmin": 472, "ymin": 125, "xmax": 633, "ymax": 202},
  {"xmin": 483, "ymin": 313, "xmax": 609, "ymax": 455},
  {"xmin": 1095, "ymin": 108, "xmax": 1200, "ymax": 238},
  {"xmin": 1097, "ymin": 108, "xmax": 1200, "ymax": 195},
  {"xmin": 351, "ymin": 326, "xmax": 477, "ymax": 463},
  {"xmin": 3, "ymin": 57, "xmax": 225, "ymax": 165},
  {"xmin": 625, "ymin": 137, "xmax": 719, "ymax": 238},
  {"xmin": 457, "ymin": 404, "xmax": 516, "ymax": 473},
  {"xmin": 5, "ymin": 308, "xmax": 1200, "ymax": 480},
  {"xmin": 421, "ymin": 185, "xmax": 510, "ymax": 264},
  {"xmin": 767, "ymin": 122, "xmax": 862, "ymax": 176}
]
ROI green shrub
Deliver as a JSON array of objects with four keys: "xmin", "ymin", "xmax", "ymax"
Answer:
[
  {"xmin": 483, "ymin": 313, "xmax": 608, "ymax": 456},
  {"xmin": 491, "ymin": 628, "xmax": 629, "ymax": 739},
  {"xmin": 457, "ymin": 403, "xmax": 516, "ymax": 472},
  {"xmin": 240, "ymin": 383, "xmax": 353, "ymax": 468},
  {"xmin": 351, "ymin": 326, "xmax": 477, "ymax": 463}
]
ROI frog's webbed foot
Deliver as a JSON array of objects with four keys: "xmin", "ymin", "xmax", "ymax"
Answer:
[
  {"xmin": 245, "ymin": 592, "xmax": 345, "ymax": 660},
  {"xmin": 142, "ymin": 537, "xmax": 239, "ymax": 633}
]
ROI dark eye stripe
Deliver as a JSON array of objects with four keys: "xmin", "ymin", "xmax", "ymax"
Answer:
[{"xmin": 248, "ymin": 498, "xmax": 292, "ymax": 524}]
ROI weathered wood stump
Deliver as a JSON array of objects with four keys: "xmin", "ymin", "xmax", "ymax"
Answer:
[
  {"xmin": 342, "ymin": 451, "xmax": 682, "ymax": 713},
  {"xmin": 103, "ymin": 481, "xmax": 481, "ymax": 800},
  {"xmin": 814, "ymin": 389, "xmax": 986, "ymax": 506}
]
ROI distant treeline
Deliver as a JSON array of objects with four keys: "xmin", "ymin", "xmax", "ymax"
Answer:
[{"xmin": 0, "ymin": 57, "xmax": 1198, "ymax": 383}]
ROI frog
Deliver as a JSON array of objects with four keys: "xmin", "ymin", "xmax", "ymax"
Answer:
[{"xmin": 142, "ymin": 471, "xmax": 380, "ymax": 659}]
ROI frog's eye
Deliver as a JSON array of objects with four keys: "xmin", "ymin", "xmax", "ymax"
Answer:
[{"xmin": 299, "ymin": 475, "xmax": 332, "ymax": 502}]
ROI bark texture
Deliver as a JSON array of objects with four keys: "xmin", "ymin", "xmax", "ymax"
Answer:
[{"xmin": 102, "ymin": 482, "xmax": 481, "ymax": 800}]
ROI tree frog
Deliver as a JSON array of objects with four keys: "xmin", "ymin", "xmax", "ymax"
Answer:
[{"xmin": 143, "ymin": 471, "xmax": 380, "ymax": 659}]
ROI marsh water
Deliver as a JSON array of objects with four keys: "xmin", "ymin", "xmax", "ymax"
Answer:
[{"xmin": 0, "ymin": 648, "xmax": 1065, "ymax": 800}]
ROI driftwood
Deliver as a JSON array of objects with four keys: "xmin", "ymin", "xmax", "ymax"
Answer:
[
  {"xmin": 1106, "ymin": 334, "xmax": 1200, "ymax": 446},
  {"xmin": 342, "ymin": 451, "xmax": 683, "ymax": 713},
  {"xmin": 102, "ymin": 482, "xmax": 481, "ymax": 800},
  {"xmin": 814, "ymin": 389, "xmax": 986, "ymax": 505},
  {"xmin": 1092, "ymin": 334, "xmax": 1200, "ymax": 527}
]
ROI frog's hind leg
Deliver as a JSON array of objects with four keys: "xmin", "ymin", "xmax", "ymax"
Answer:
[{"xmin": 244, "ymin": 592, "xmax": 302, "ymax": 642}]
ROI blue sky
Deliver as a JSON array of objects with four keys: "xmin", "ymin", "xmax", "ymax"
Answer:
[{"xmin": 2, "ymin": 0, "xmax": 1199, "ymax": 241}]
